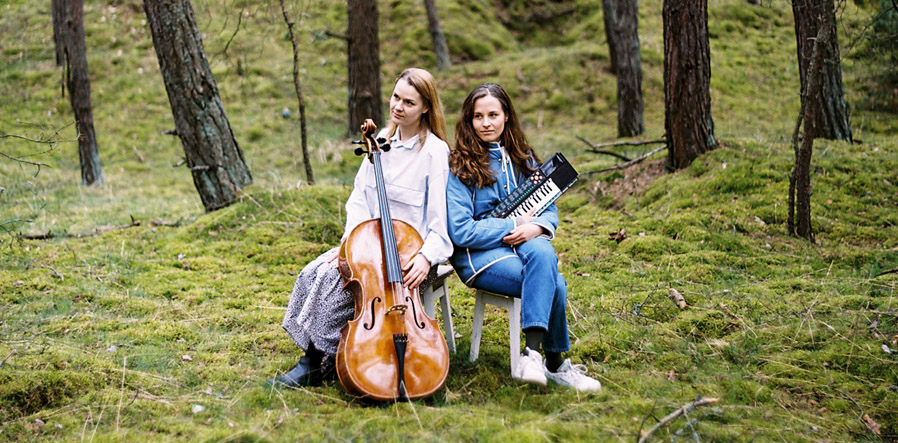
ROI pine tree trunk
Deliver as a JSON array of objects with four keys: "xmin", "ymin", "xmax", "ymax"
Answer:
[
  {"xmin": 602, "ymin": 0, "xmax": 644, "ymax": 137},
  {"xmin": 792, "ymin": 0, "xmax": 852, "ymax": 143},
  {"xmin": 143, "ymin": 0, "xmax": 252, "ymax": 212},
  {"xmin": 347, "ymin": 0, "xmax": 382, "ymax": 134},
  {"xmin": 52, "ymin": 0, "xmax": 104, "ymax": 187},
  {"xmin": 663, "ymin": 0, "xmax": 717, "ymax": 170},
  {"xmin": 423, "ymin": 0, "xmax": 451, "ymax": 70}
]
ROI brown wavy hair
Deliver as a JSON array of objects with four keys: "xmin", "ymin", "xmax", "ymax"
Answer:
[
  {"xmin": 386, "ymin": 68, "xmax": 448, "ymax": 144},
  {"xmin": 449, "ymin": 83, "xmax": 540, "ymax": 187}
]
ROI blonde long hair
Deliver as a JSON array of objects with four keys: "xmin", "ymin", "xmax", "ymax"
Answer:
[{"xmin": 386, "ymin": 68, "xmax": 448, "ymax": 143}]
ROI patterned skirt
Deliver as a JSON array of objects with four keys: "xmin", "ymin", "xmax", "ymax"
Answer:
[
  {"xmin": 281, "ymin": 247, "xmax": 352, "ymax": 356},
  {"xmin": 281, "ymin": 246, "xmax": 438, "ymax": 356}
]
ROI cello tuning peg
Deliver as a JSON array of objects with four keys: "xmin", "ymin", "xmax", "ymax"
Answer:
[
  {"xmin": 354, "ymin": 147, "xmax": 367, "ymax": 156},
  {"xmin": 351, "ymin": 139, "xmax": 365, "ymax": 145},
  {"xmin": 376, "ymin": 137, "xmax": 387, "ymax": 144},
  {"xmin": 381, "ymin": 143, "xmax": 391, "ymax": 152}
]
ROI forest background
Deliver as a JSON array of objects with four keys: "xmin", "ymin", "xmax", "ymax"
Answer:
[{"xmin": 1, "ymin": 0, "xmax": 897, "ymax": 440}]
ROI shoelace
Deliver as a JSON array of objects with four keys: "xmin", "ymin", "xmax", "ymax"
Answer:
[{"xmin": 560, "ymin": 363, "xmax": 590, "ymax": 380}]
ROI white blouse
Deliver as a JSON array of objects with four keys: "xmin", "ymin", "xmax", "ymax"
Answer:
[{"xmin": 341, "ymin": 128, "xmax": 452, "ymax": 266}]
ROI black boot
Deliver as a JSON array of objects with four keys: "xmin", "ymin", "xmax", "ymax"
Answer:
[{"xmin": 269, "ymin": 353, "xmax": 336, "ymax": 388}]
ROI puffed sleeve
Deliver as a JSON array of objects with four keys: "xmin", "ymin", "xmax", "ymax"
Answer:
[
  {"xmin": 446, "ymin": 173, "xmax": 516, "ymax": 250},
  {"xmin": 415, "ymin": 138, "xmax": 453, "ymax": 265}
]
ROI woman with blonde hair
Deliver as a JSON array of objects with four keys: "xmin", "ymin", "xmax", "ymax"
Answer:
[{"xmin": 270, "ymin": 68, "xmax": 452, "ymax": 388}]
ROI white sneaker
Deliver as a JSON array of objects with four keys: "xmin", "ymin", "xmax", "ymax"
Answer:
[
  {"xmin": 513, "ymin": 347, "xmax": 547, "ymax": 386},
  {"xmin": 545, "ymin": 359, "xmax": 602, "ymax": 392}
]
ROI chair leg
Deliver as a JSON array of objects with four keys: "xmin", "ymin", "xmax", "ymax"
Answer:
[
  {"xmin": 469, "ymin": 290, "xmax": 486, "ymax": 362},
  {"xmin": 509, "ymin": 297, "xmax": 521, "ymax": 376},
  {"xmin": 439, "ymin": 286, "xmax": 456, "ymax": 354}
]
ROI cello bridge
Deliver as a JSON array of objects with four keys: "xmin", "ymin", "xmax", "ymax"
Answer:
[{"xmin": 387, "ymin": 304, "xmax": 407, "ymax": 316}]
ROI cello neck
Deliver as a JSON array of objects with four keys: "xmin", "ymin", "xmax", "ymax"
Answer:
[{"xmin": 369, "ymin": 148, "xmax": 404, "ymax": 284}]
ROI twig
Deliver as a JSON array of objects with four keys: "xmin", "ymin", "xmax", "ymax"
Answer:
[
  {"xmin": 576, "ymin": 136, "xmax": 632, "ymax": 161},
  {"xmin": 219, "ymin": 5, "xmax": 245, "ymax": 58},
  {"xmin": 583, "ymin": 145, "xmax": 666, "ymax": 175},
  {"xmin": 873, "ymin": 267, "xmax": 897, "ymax": 278},
  {"xmin": 638, "ymin": 397, "xmax": 719, "ymax": 443},
  {"xmin": 18, "ymin": 218, "xmax": 142, "ymax": 240},
  {"xmin": 0, "ymin": 150, "xmax": 52, "ymax": 170},
  {"xmin": 0, "ymin": 349, "xmax": 16, "ymax": 367},
  {"xmin": 321, "ymin": 30, "xmax": 348, "ymax": 40},
  {"xmin": 577, "ymin": 136, "xmax": 665, "ymax": 150},
  {"xmin": 40, "ymin": 265, "xmax": 64, "ymax": 280}
]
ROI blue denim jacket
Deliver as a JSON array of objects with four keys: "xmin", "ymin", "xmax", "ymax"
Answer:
[{"xmin": 446, "ymin": 143, "xmax": 559, "ymax": 285}]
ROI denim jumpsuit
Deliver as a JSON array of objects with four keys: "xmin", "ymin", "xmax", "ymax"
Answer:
[{"xmin": 445, "ymin": 143, "xmax": 570, "ymax": 353}]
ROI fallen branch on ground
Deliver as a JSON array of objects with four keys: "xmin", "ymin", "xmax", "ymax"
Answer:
[
  {"xmin": 18, "ymin": 216, "xmax": 142, "ymax": 240},
  {"xmin": 638, "ymin": 397, "xmax": 719, "ymax": 443},
  {"xmin": 583, "ymin": 144, "xmax": 666, "ymax": 175},
  {"xmin": 576, "ymin": 136, "xmax": 632, "ymax": 161},
  {"xmin": 577, "ymin": 136, "xmax": 665, "ymax": 150},
  {"xmin": 873, "ymin": 267, "xmax": 897, "ymax": 278}
]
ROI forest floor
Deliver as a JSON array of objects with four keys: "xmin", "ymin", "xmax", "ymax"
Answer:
[{"xmin": 2, "ymin": 0, "xmax": 897, "ymax": 440}]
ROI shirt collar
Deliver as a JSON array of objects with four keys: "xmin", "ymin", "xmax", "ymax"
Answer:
[{"xmin": 390, "ymin": 129, "xmax": 422, "ymax": 150}]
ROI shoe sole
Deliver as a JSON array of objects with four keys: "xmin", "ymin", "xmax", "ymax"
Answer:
[
  {"xmin": 545, "ymin": 378, "xmax": 601, "ymax": 392},
  {"xmin": 513, "ymin": 374, "xmax": 547, "ymax": 386}
]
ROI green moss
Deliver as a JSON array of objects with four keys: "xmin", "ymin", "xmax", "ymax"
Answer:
[{"xmin": 1, "ymin": 0, "xmax": 897, "ymax": 440}]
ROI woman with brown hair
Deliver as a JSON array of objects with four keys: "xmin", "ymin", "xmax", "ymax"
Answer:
[
  {"xmin": 270, "ymin": 68, "xmax": 452, "ymax": 388},
  {"xmin": 446, "ymin": 83, "xmax": 600, "ymax": 392}
]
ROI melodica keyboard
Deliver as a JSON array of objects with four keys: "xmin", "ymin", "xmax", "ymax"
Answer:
[{"xmin": 489, "ymin": 152, "xmax": 578, "ymax": 219}]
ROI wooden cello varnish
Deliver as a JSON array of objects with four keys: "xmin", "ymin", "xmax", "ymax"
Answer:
[{"xmin": 336, "ymin": 120, "xmax": 450, "ymax": 401}]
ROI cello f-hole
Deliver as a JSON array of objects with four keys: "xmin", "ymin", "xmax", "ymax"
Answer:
[
  {"xmin": 363, "ymin": 296, "xmax": 382, "ymax": 330},
  {"xmin": 406, "ymin": 296, "xmax": 426, "ymax": 329}
]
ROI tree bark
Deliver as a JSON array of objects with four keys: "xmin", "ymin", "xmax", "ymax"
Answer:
[
  {"xmin": 602, "ymin": 0, "xmax": 644, "ymax": 137},
  {"xmin": 279, "ymin": 0, "xmax": 315, "ymax": 185},
  {"xmin": 789, "ymin": 10, "xmax": 831, "ymax": 242},
  {"xmin": 144, "ymin": 0, "xmax": 252, "ymax": 212},
  {"xmin": 51, "ymin": 0, "xmax": 104, "ymax": 187},
  {"xmin": 663, "ymin": 0, "xmax": 717, "ymax": 170},
  {"xmin": 792, "ymin": 0, "xmax": 852, "ymax": 143},
  {"xmin": 423, "ymin": 0, "xmax": 451, "ymax": 70},
  {"xmin": 347, "ymin": 0, "xmax": 382, "ymax": 134}
]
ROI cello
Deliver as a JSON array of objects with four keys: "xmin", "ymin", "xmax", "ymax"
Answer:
[{"xmin": 336, "ymin": 119, "xmax": 450, "ymax": 401}]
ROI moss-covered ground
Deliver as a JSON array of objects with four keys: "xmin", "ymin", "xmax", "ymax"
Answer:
[{"xmin": 1, "ymin": 0, "xmax": 897, "ymax": 440}]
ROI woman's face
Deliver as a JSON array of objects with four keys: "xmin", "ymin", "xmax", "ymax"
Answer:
[
  {"xmin": 471, "ymin": 94, "xmax": 506, "ymax": 143},
  {"xmin": 389, "ymin": 79, "xmax": 426, "ymax": 130}
]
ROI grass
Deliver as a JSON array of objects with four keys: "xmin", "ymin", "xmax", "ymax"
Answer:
[{"xmin": 2, "ymin": 0, "xmax": 898, "ymax": 440}]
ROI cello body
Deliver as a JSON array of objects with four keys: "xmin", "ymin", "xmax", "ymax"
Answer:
[{"xmin": 335, "ymin": 120, "xmax": 449, "ymax": 401}]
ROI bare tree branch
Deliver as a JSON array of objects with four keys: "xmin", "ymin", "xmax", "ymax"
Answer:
[
  {"xmin": 583, "ymin": 144, "xmax": 666, "ymax": 175},
  {"xmin": 638, "ymin": 397, "xmax": 719, "ymax": 443},
  {"xmin": 18, "ymin": 216, "xmax": 142, "ymax": 240},
  {"xmin": 1, "ymin": 123, "xmax": 73, "ymax": 175},
  {"xmin": 577, "ymin": 135, "xmax": 665, "ymax": 150},
  {"xmin": 874, "ymin": 267, "xmax": 898, "ymax": 278},
  {"xmin": 320, "ymin": 30, "xmax": 348, "ymax": 40},
  {"xmin": 219, "ymin": 4, "xmax": 245, "ymax": 58},
  {"xmin": 576, "ymin": 136, "xmax": 632, "ymax": 161}
]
